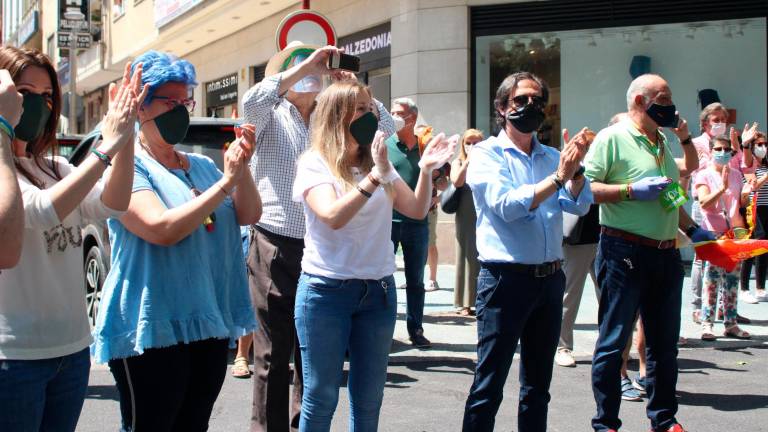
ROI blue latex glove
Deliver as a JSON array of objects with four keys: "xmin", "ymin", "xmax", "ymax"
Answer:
[
  {"xmin": 689, "ymin": 227, "xmax": 717, "ymax": 243},
  {"xmin": 630, "ymin": 176, "xmax": 672, "ymax": 201}
]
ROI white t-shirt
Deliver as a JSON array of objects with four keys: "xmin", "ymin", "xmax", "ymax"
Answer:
[
  {"xmin": 0, "ymin": 156, "xmax": 122, "ymax": 360},
  {"xmin": 293, "ymin": 151, "xmax": 399, "ymax": 280}
]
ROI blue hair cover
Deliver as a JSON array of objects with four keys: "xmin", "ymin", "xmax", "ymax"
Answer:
[{"xmin": 131, "ymin": 50, "xmax": 197, "ymax": 105}]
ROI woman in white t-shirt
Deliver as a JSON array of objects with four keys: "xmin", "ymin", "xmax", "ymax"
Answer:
[
  {"xmin": 0, "ymin": 47, "xmax": 144, "ymax": 431},
  {"xmin": 292, "ymin": 80, "xmax": 456, "ymax": 432}
]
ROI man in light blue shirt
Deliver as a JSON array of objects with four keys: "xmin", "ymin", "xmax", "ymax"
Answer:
[{"xmin": 462, "ymin": 72, "xmax": 594, "ymax": 432}]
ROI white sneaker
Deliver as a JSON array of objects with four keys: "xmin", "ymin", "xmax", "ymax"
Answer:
[
  {"xmin": 397, "ymin": 283, "xmax": 406, "ymax": 290},
  {"xmin": 425, "ymin": 280, "xmax": 440, "ymax": 292},
  {"xmin": 555, "ymin": 349, "xmax": 576, "ymax": 367},
  {"xmin": 756, "ymin": 290, "xmax": 768, "ymax": 302},
  {"xmin": 740, "ymin": 291, "xmax": 759, "ymax": 304}
]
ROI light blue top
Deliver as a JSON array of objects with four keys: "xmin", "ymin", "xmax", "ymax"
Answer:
[
  {"xmin": 467, "ymin": 130, "xmax": 593, "ymax": 264},
  {"xmin": 91, "ymin": 150, "xmax": 257, "ymax": 363}
]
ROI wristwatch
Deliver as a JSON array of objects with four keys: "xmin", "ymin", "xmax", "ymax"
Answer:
[
  {"xmin": 680, "ymin": 135, "xmax": 693, "ymax": 146},
  {"xmin": 685, "ymin": 223, "xmax": 700, "ymax": 238},
  {"xmin": 551, "ymin": 174, "xmax": 565, "ymax": 190}
]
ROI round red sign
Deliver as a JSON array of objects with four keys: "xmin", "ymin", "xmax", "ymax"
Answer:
[{"xmin": 276, "ymin": 10, "xmax": 337, "ymax": 50}]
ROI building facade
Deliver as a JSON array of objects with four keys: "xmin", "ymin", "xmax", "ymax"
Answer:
[{"xmin": 19, "ymin": 0, "xmax": 768, "ymax": 262}]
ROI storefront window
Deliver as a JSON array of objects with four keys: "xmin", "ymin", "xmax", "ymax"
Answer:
[{"xmin": 475, "ymin": 18, "xmax": 767, "ymax": 153}]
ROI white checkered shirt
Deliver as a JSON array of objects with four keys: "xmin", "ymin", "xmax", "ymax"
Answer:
[{"xmin": 243, "ymin": 75, "xmax": 395, "ymax": 239}]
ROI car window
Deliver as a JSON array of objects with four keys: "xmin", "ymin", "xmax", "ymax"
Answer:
[{"xmin": 176, "ymin": 124, "xmax": 237, "ymax": 171}]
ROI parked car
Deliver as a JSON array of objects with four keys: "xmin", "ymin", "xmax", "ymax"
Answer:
[
  {"xmin": 57, "ymin": 133, "xmax": 84, "ymax": 159},
  {"xmin": 69, "ymin": 117, "xmax": 240, "ymax": 326}
]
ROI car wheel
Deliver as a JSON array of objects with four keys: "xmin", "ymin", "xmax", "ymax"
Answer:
[{"xmin": 84, "ymin": 245, "xmax": 105, "ymax": 327}]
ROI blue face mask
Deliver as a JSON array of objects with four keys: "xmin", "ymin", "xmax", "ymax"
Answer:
[{"xmin": 713, "ymin": 150, "xmax": 733, "ymax": 166}]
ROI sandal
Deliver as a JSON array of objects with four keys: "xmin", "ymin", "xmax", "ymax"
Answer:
[
  {"xmin": 232, "ymin": 356, "xmax": 252, "ymax": 378},
  {"xmin": 700, "ymin": 323, "xmax": 716, "ymax": 341},
  {"xmin": 724, "ymin": 325, "xmax": 751, "ymax": 339}
]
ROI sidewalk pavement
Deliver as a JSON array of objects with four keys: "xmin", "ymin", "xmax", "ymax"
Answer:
[{"xmin": 390, "ymin": 264, "xmax": 768, "ymax": 363}]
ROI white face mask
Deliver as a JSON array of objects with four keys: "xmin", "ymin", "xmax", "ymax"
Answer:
[
  {"xmin": 754, "ymin": 145, "xmax": 767, "ymax": 159},
  {"xmin": 710, "ymin": 122, "xmax": 726, "ymax": 137},
  {"xmin": 392, "ymin": 115, "xmax": 405, "ymax": 132}
]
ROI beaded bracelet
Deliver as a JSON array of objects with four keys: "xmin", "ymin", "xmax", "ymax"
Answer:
[
  {"xmin": 90, "ymin": 148, "xmax": 112, "ymax": 167},
  {"xmin": 0, "ymin": 115, "xmax": 15, "ymax": 142}
]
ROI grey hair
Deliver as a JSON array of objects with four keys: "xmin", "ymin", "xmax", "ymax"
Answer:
[
  {"xmin": 626, "ymin": 74, "xmax": 661, "ymax": 110},
  {"xmin": 392, "ymin": 97, "xmax": 418, "ymax": 117}
]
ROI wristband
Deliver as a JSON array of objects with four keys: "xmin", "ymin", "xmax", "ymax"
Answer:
[
  {"xmin": 620, "ymin": 184, "xmax": 632, "ymax": 201},
  {"xmin": 356, "ymin": 184, "xmax": 372, "ymax": 198},
  {"xmin": 90, "ymin": 148, "xmax": 112, "ymax": 167},
  {"xmin": 367, "ymin": 172, "xmax": 380, "ymax": 187},
  {"xmin": 680, "ymin": 135, "xmax": 693, "ymax": 146},
  {"xmin": 0, "ymin": 116, "xmax": 15, "ymax": 141},
  {"xmin": 217, "ymin": 184, "xmax": 231, "ymax": 196}
]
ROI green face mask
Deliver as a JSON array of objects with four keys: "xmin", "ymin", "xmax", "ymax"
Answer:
[
  {"xmin": 15, "ymin": 93, "xmax": 52, "ymax": 143},
  {"xmin": 153, "ymin": 104, "xmax": 190, "ymax": 145},
  {"xmin": 349, "ymin": 111, "xmax": 378, "ymax": 146}
]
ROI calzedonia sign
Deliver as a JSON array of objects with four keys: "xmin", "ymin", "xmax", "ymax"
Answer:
[
  {"xmin": 338, "ymin": 22, "xmax": 391, "ymax": 71},
  {"xmin": 205, "ymin": 73, "xmax": 238, "ymax": 108}
]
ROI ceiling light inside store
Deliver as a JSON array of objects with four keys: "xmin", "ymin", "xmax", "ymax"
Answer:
[
  {"xmin": 736, "ymin": 24, "xmax": 745, "ymax": 37},
  {"xmin": 686, "ymin": 27, "xmax": 696, "ymax": 39},
  {"xmin": 641, "ymin": 30, "xmax": 652, "ymax": 42},
  {"xmin": 529, "ymin": 38, "xmax": 545, "ymax": 53},
  {"xmin": 623, "ymin": 33, "xmax": 632, "ymax": 44},
  {"xmin": 588, "ymin": 35, "xmax": 597, "ymax": 47},
  {"xmin": 723, "ymin": 25, "xmax": 733, "ymax": 38}
]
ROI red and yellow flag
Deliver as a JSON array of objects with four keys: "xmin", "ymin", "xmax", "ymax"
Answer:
[{"xmin": 694, "ymin": 238, "xmax": 768, "ymax": 272}]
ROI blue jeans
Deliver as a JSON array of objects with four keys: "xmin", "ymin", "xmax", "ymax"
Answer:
[
  {"xmin": 591, "ymin": 234, "xmax": 684, "ymax": 432},
  {"xmin": 463, "ymin": 264, "xmax": 565, "ymax": 432},
  {"xmin": 295, "ymin": 273, "xmax": 397, "ymax": 432},
  {"xmin": 391, "ymin": 220, "xmax": 428, "ymax": 337},
  {"xmin": 0, "ymin": 347, "xmax": 90, "ymax": 432}
]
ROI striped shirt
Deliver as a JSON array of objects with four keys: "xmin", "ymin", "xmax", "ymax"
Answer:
[
  {"xmin": 243, "ymin": 75, "xmax": 395, "ymax": 238},
  {"xmin": 747, "ymin": 164, "xmax": 768, "ymax": 207}
]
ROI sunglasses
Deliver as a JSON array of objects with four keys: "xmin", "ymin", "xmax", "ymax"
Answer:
[
  {"xmin": 755, "ymin": 142, "xmax": 767, "ymax": 147},
  {"xmin": 509, "ymin": 95, "xmax": 546, "ymax": 108},
  {"xmin": 712, "ymin": 147, "xmax": 735, "ymax": 154},
  {"xmin": 153, "ymin": 96, "xmax": 196, "ymax": 113}
]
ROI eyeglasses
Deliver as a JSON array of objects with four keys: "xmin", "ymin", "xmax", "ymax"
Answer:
[
  {"xmin": 755, "ymin": 142, "xmax": 767, "ymax": 147},
  {"xmin": 509, "ymin": 95, "xmax": 545, "ymax": 108},
  {"xmin": 154, "ymin": 96, "xmax": 196, "ymax": 113},
  {"xmin": 712, "ymin": 147, "xmax": 735, "ymax": 154}
]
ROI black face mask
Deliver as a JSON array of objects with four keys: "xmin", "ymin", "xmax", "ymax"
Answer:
[
  {"xmin": 506, "ymin": 103, "xmax": 546, "ymax": 134},
  {"xmin": 349, "ymin": 111, "xmax": 378, "ymax": 146},
  {"xmin": 152, "ymin": 105, "xmax": 190, "ymax": 145},
  {"xmin": 15, "ymin": 93, "xmax": 52, "ymax": 143},
  {"xmin": 646, "ymin": 103, "xmax": 678, "ymax": 128}
]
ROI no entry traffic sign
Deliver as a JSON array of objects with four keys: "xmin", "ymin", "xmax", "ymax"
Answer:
[{"xmin": 275, "ymin": 10, "xmax": 336, "ymax": 51}]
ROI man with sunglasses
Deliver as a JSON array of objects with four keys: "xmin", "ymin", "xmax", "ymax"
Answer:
[
  {"xmin": 242, "ymin": 41, "xmax": 394, "ymax": 432},
  {"xmin": 584, "ymin": 74, "xmax": 715, "ymax": 432},
  {"xmin": 462, "ymin": 72, "xmax": 594, "ymax": 431}
]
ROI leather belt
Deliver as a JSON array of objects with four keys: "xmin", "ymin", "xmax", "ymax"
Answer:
[
  {"xmin": 489, "ymin": 261, "xmax": 562, "ymax": 278},
  {"xmin": 600, "ymin": 226, "xmax": 676, "ymax": 250}
]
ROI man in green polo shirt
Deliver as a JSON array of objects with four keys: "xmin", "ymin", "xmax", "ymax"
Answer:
[
  {"xmin": 584, "ymin": 74, "xmax": 715, "ymax": 432},
  {"xmin": 387, "ymin": 98, "xmax": 434, "ymax": 347}
]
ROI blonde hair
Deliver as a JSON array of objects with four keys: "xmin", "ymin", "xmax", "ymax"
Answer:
[
  {"xmin": 309, "ymin": 81, "xmax": 375, "ymax": 191},
  {"xmin": 699, "ymin": 102, "xmax": 728, "ymax": 133},
  {"xmin": 459, "ymin": 129, "xmax": 484, "ymax": 161}
]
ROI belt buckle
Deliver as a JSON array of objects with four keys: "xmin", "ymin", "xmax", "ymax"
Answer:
[
  {"xmin": 534, "ymin": 264, "xmax": 549, "ymax": 278},
  {"xmin": 657, "ymin": 239, "xmax": 666, "ymax": 249}
]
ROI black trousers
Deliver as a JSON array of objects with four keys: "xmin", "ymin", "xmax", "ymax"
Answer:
[
  {"xmin": 741, "ymin": 205, "xmax": 768, "ymax": 291},
  {"xmin": 108, "ymin": 338, "xmax": 229, "ymax": 432}
]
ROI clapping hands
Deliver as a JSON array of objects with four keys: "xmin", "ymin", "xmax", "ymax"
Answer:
[
  {"xmin": 100, "ymin": 62, "xmax": 149, "ymax": 155},
  {"xmin": 419, "ymin": 133, "xmax": 458, "ymax": 172}
]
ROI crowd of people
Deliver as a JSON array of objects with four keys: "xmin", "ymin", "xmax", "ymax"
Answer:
[{"xmin": 0, "ymin": 38, "xmax": 764, "ymax": 432}]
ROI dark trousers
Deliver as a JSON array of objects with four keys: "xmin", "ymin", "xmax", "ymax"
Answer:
[
  {"xmin": 108, "ymin": 338, "xmax": 229, "ymax": 432},
  {"xmin": 462, "ymin": 263, "xmax": 565, "ymax": 432},
  {"xmin": 248, "ymin": 227, "xmax": 304, "ymax": 432},
  {"xmin": 391, "ymin": 220, "xmax": 428, "ymax": 337},
  {"xmin": 741, "ymin": 205, "xmax": 768, "ymax": 291},
  {"xmin": 591, "ymin": 234, "xmax": 684, "ymax": 432}
]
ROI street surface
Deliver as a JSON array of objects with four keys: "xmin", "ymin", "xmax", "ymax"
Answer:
[{"xmin": 78, "ymin": 265, "xmax": 768, "ymax": 431}]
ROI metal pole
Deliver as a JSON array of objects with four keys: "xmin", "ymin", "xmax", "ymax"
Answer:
[
  {"xmin": 68, "ymin": 29, "xmax": 78, "ymax": 134},
  {"xmin": 303, "ymin": 0, "xmax": 310, "ymax": 9}
]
